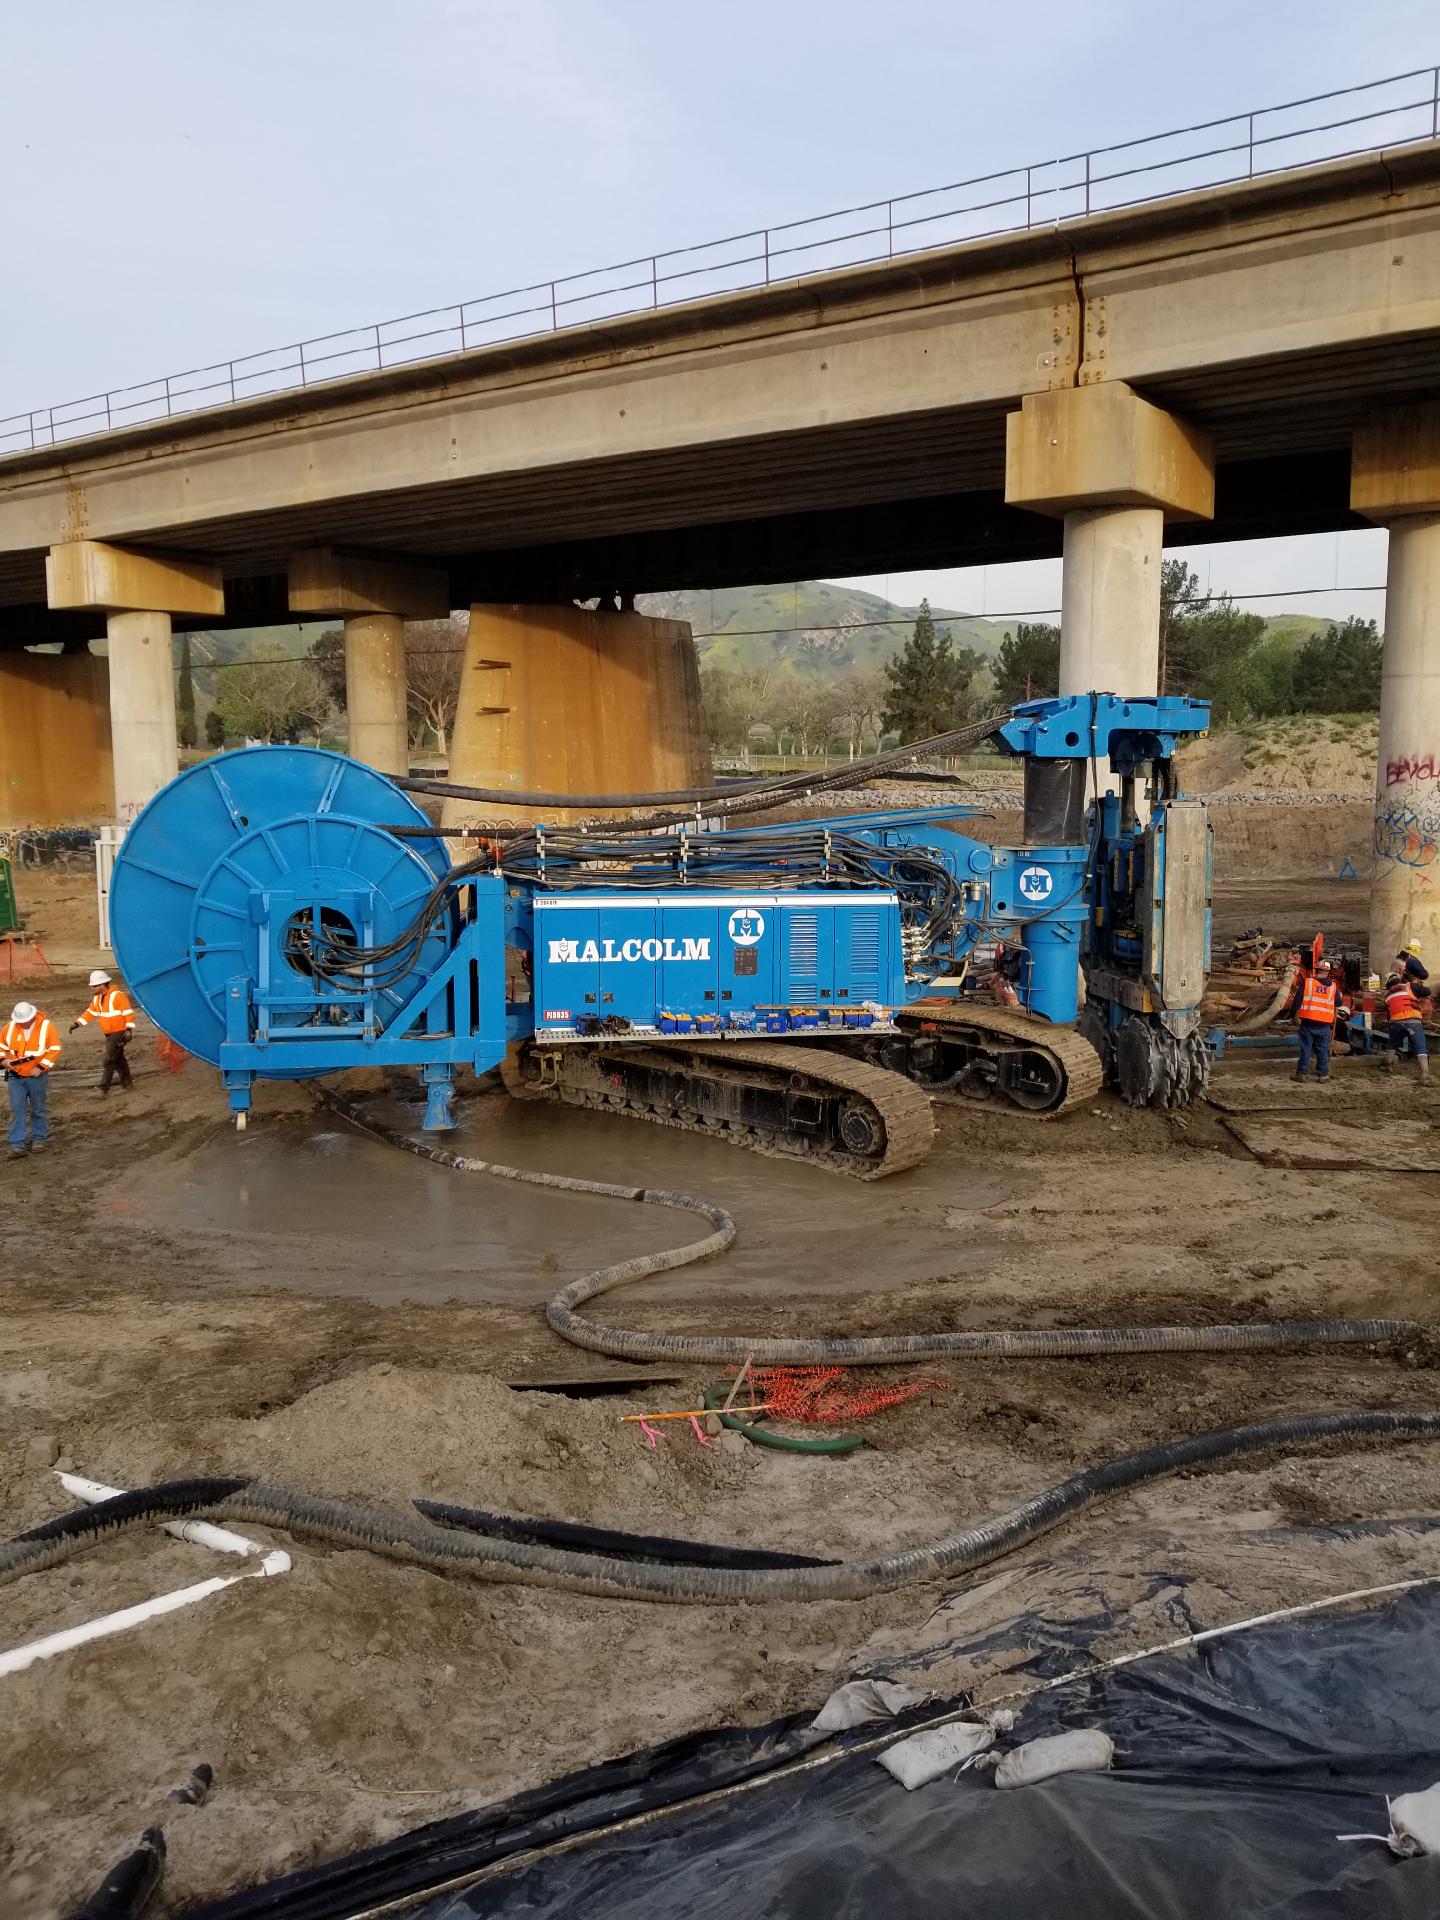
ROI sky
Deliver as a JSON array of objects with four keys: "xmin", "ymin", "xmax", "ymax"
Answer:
[{"xmin": 4, "ymin": 0, "xmax": 1436, "ymax": 624}]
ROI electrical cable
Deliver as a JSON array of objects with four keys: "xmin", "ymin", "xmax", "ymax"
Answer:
[{"xmin": 391, "ymin": 712, "xmax": 1006, "ymax": 815}]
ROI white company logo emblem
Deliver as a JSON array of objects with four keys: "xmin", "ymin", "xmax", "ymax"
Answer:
[
  {"xmin": 727, "ymin": 908, "xmax": 766, "ymax": 946},
  {"xmin": 1017, "ymin": 865, "xmax": 1054, "ymax": 903},
  {"xmin": 547, "ymin": 935, "xmax": 711, "ymax": 964}
]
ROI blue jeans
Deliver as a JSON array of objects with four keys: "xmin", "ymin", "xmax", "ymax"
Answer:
[
  {"xmin": 1390, "ymin": 1018, "xmax": 1428, "ymax": 1057},
  {"xmin": 6, "ymin": 1072, "xmax": 49, "ymax": 1148},
  {"xmin": 1297, "ymin": 1019, "xmax": 1333, "ymax": 1078}
]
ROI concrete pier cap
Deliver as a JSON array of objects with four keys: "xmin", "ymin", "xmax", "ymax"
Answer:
[
  {"xmin": 1352, "ymin": 403, "xmax": 1440, "ymax": 973},
  {"xmin": 1005, "ymin": 383, "xmax": 1215, "ymax": 706},
  {"xmin": 45, "ymin": 538, "xmax": 225, "ymax": 824},
  {"xmin": 288, "ymin": 547, "xmax": 451, "ymax": 777}
]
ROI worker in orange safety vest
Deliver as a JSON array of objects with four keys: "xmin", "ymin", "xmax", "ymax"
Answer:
[
  {"xmin": 71, "ymin": 968, "xmax": 137, "ymax": 1093},
  {"xmin": 1, "ymin": 1001, "xmax": 61, "ymax": 1156},
  {"xmin": 1294, "ymin": 959, "xmax": 1347, "ymax": 1084},
  {"xmin": 1384, "ymin": 971, "xmax": 1431, "ymax": 1084}
]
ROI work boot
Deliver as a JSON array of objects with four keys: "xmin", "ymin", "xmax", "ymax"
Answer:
[
  {"xmin": 1316, "ymin": 1073, "xmax": 1330, "ymax": 1082},
  {"xmin": 1292, "ymin": 1071, "xmax": 1307, "ymax": 1083},
  {"xmin": 1420, "ymin": 1057, "xmax": 1432, "ymax": 1086},
  {"xmin": 1385, "ymin": 1050, "xmax": 1398, "ymax": 1073},
  {"xmin": 6, "ymin": 1146, "xmax": 28, "ymax": 1160}
]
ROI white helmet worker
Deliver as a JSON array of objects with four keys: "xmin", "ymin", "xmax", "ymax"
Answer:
[
  {"xmin": 10, "ymin": 1002, "xmax": 37, "ymax": 1024},
  {"xmin": 89, "ymin": 969, "xmax": 111, "ymax": 988}
]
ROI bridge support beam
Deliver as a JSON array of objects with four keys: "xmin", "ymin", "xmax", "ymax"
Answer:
[
  {"xmin": 442, "ymin": 603, "xmax": 710, "ymax": 827},
  {"xmin": 45, "ymin": 539, "xmax": 223, "ymax": 823},
  {"xmin": 1353, "ymin": 406, "xmax": 1440, "ymax": 972},
  {"xmin": 289, "ymin": 548, "xmax": 450, "ymax": 776},
  {"xmin": 1006, "ymin": 382, "xmax": 1215, "ymax": 701}
]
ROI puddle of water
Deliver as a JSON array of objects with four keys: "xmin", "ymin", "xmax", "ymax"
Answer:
[{"xmin": 127, "ymin": 1092, "xmax": 1018, "ymax": 1309}]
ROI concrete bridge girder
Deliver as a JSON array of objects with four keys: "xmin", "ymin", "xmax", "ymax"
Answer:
[
  {"xmin": 1, "ymin": 147, "xmax": 1439, "ymax": 599},
  {"xmin": 3, "ymin": 147, "xmax": 1440, "ymax": 839}
]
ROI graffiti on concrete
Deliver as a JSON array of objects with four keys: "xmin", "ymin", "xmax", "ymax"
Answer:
[
  {"xmin": 1387, "ymin": 752, "xmax": 1440, "ymax": 787},
  {"xmin": 1375, "ymin": 796, "xmax": 1440, "ymax": 870}
]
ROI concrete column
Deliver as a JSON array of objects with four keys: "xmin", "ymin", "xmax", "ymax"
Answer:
[
  {"xmin": 1370, "ymin": 513, "xmax": 1440, "ymax": 967},
  {"xmin": 287, "ymin": 547, "xmax": 450, "ymax": 775},
  {"xmin": 1006, "ymin": 381, "xmax": 1214, "ymax": 705},
  {"xmin": 1352, "ymin": 405, "xmax": 1440, "ymax": 972},
  {"xmin": 0, "ymin": 648, "xmax": 113, "ymax": 829},
  {"xmin": 1058, "ymin": 505, "xmax": 1164, "ymax": 697},
  {"xmin": 106, "ymin": 612, "xmax": 178, "ymax": 823},
  {"xmin": 45, "ymin": 539, "xmax": 224, "ymax": 824},
  {"xmin": 443, "ymin": 603, "xmax": 711, "ymax": 828},
  {"xmin": 343, "ymin": 612, "xmax": 410, "ymax": 776}
]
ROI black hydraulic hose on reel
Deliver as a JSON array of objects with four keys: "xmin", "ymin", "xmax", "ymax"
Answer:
[{"xmin": 392, "ymin": 713, "xmax": 1006, "ymax": 817}]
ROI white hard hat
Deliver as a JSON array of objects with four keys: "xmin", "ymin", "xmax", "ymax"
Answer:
[
  {"xmin": 89, "ymin": 969, "xmax": 111, "ymax": 987},
  {"xmin": 11, "ymin": 1002, "xmax": 36, "ymax": 1023}
]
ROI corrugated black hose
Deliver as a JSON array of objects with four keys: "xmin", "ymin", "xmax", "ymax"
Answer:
[
  {"xmin": 325, "ymin": 1091, "xmax": 1410, "ymax": 1368},
  {"xmin": 8, "ymin": 1414, "xmax": 1440, "ymax": 1605}
]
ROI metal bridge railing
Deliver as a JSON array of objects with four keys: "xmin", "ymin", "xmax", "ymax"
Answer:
[{"xmin": 3, "ymin": 66, "xmax": 1438, "ymax": 461}]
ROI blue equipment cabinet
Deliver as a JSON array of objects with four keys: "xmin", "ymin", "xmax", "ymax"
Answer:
[{"xmin": 530, "ymin": 891, "xmax": 906, "ymax": 1036}]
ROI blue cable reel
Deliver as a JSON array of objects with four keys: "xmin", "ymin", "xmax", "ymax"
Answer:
[{"xmin": 110, "ymin": 748, "xmax": 487, "ymax": 1129}]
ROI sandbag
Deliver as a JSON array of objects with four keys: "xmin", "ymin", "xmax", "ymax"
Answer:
[
  {"xmin": 993, "ymin": 1729, "xmax": 1114, "ymax": 1790},
  {"xmin": 877, "ymin": 1715, "xmax": 1011, "ymax": 1791},
  {"xmin": 812, "ymin": 1679, "xmax": 929, "ymax": 1732},
  {"xmin": 1390, "ymin": 1782, "xmax": 1440, "ymax": 1857}
]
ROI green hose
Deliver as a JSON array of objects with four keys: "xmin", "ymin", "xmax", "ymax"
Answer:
[{"xmin": 702, "ymin": 1384, "xmax": 864, "ymax": 1455}]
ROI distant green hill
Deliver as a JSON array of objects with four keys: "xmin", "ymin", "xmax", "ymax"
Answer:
[
  {"xmin": 183, "ymin": 593, "xmax": 1353, "ymax": 686},
  {"xmin": 1255, "ymin": 613, "xmax": 1333, "ymax": 649},
  {"xmin": 638, "ymin": 583, "xmax": 1002, "ymax": 679}
]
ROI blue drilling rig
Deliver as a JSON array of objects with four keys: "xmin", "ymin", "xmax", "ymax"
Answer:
[{"xmin": 109, "ymin": 692, "xmax": 1212, "ymax": 1175}]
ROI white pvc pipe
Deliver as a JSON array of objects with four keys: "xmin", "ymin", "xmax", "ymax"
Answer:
[
  {"xmin": 0, "ymin": 1472, "xmax": 290, "ymax": 1679},
  {"xmin": 57, "ymin": 1471, "xmax": 267, "ymax": 1559}
]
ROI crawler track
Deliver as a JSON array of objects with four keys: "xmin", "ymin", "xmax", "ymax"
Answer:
[
  {"xmin": 893, "ymin": 1000, "xmax": 1105, "ymax": 1115},
  {"xmin": 502, "ymin": 1037, "xmax": 934, "ymax": 1178}
]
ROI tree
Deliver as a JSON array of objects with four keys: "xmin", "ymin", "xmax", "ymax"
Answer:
[
  {"xmin": 1166, "ymin": 599, "xmax": 1267, "ymax": 725},
  {"xmin": 833, "ymin": 670, "xmax": 888, "ymax": 759},
  {"xmin": 880, "ymin": 601, "xmax": 984, "ymax": 743},
  {"xmin": 406, "ymin": 614, "xmax": 465, "ymax": 753},
  {"xmin": 177, "ymin": 632, "xmax": 198, "ymax": 748},
  {"xmin": 214, "ymin": 642, "xmax": 330, "ymax": 744},
  {"xmin": 1291, "ymin": 617, "xmax": 1383, "ymax": 713},
  {"xmin": 992, "ymin": 623, "xmax": 1060, "ymax": 706},
  {"xmin": 311, "ymin": 628, "xmax": 347, "ymax": 711},
  {"xmin": 699, "ymin": 667, "xmax": 751, "ymax": 752},
  {"xmin": 1245, "ymin": 634, "xmax": 1299, "ymax": 718},
  {"xmin": 773, "ymin": 679, "xmax": 841, "ymax": 757},
  {"xmin": 204, "ymin": 708, "xmax": 227, "ymax": 749},
  {"xmin": 1158, "ymin": 559, "xmax": 1210, "ymax": 697}
]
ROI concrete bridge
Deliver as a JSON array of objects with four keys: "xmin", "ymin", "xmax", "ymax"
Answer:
[{"xmin": 3, "ymin": 140, "xmax": 1440, "ymax": 963}]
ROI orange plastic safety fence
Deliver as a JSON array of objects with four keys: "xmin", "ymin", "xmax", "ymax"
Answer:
[
  {"xmin": 154, "ymin": 1036, "xmax": 189, "ymax": 1073},
  {"xmin": 739, "ymin": 1365, "xmax": 947, "ymax": 1425}
]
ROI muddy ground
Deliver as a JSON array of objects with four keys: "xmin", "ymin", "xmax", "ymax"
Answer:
[{"xmin": 3, "ymin": 849, "xmax": 1439, "ymax": 1915}]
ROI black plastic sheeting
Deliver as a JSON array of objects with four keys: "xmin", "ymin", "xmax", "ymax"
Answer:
[{"xmin": 188, "ymin": 1585, "xmax": 1440, "ymax": 1920}]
